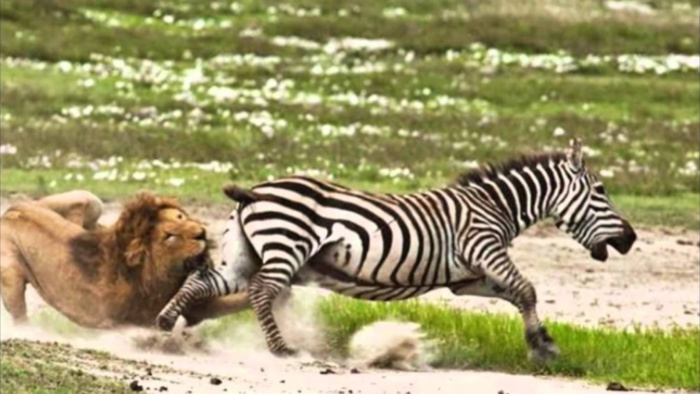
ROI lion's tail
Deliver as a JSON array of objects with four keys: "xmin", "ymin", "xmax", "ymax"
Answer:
[{"xmin": 222, "ymin": 183, "xmax": 264, "ymax": 204}]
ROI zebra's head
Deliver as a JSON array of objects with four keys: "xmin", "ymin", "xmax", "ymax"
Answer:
[{"xmin": 552, "ymin": 139, "xmax": 637, "ymax": 262}]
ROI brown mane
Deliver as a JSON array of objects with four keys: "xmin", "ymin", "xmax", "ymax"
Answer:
[
  {"xmin": 455, "ymin": 152, "xmax": 569, "ymax": 186},
  {"xmin": 69, "ymin": 193, "xmax": 184, "ymax": 284}
]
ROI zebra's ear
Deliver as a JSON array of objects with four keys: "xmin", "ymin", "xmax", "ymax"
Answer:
[{"xmin": 567, "ymin": 138, "xmax": 584, "ymax": 171}]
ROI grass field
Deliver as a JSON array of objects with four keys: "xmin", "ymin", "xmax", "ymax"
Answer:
[
  {"xmin": 196, "ymin": 296, "xmax": 700, "ymax": 390},
  {"xmin": 1, "ymin": 340, "xmax": 130, "ymax": 394},
  {"xmin": 1, "ymin": 0, "xmax": 698, "ymax": 392},
  {"xmin": 12, "ymin": 296, "xmax": 700, "ymax": 391},
  {"xmin": 1, "ymin": 0, "xmax": 699, "ymax": 229}
]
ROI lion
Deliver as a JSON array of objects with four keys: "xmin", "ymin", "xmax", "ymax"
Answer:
[{"xmin": 0, "ymin": 190, "xmax": 247, "ymax": 329}]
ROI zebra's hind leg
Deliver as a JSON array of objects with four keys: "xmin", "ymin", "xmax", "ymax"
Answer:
[
  {"xmin": 248, "ymin": 264, "xmax": 300, "ymax": 357},
  {"xmin": 156, "ymin": 267, "xmax": 248, "ymax": 331},
  {"xmin": 450, "ymin": 268, "xmax": 559, "ymax": 363}
]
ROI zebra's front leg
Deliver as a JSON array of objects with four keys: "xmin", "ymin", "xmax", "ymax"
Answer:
[
  {"xmin": 453, "ymin": 259, "xmax": 559, "ymax": 363},
  {"xmin": 486, "ymin": 259, "xmax": 558, "ymax": 363}
]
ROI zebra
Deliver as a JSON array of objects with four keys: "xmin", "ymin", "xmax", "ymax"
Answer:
[{"xmin": 156, "ymin": 139, "xmax": 637, "ymax": 362}]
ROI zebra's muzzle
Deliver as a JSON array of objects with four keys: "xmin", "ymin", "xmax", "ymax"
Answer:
[
  {"xmin": 607, "ymin": 219, "xmax": 636, "ymax": 255},
  {"xmin": 590, "ymin": 220, "xmax": 637, "ymax": 262},
  {"xmin": 590, "ymin": 242, "xmax": 609, "ymax": 262}
]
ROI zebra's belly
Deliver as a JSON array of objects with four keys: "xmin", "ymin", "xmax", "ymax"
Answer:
[{"xmin": 293, "ymin": 265, "xmax": 439, "ymax": 301}]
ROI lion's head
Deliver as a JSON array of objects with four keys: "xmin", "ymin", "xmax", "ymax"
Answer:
[
  {"xmin": 111, "ymin": 193, "xmax": 211, "ymax": 274},
  {"xmin": 69, "ymin": 192, "xmax": 213, "ymax": 324}
]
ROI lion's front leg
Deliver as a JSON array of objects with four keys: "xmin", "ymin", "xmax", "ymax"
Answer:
[
  {"xmin": 0, "ymin": 250, "xmax": 29, "ymax": 325},
  {"xmin": 181, "ymin": 293, "xmax": 251, "ymax": 327}
]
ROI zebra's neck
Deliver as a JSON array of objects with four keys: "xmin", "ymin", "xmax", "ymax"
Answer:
[{"xmin": 456, "ymin": 158, "xmax": 576, "ymax": 240}]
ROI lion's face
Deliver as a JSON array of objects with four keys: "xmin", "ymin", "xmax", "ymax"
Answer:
[
  {"xmin": 152, "ymin": 208, "xmax": 208, "ymax": 270},
  {"xmin": 115, "ymin": 194, "xmax": 212, "ymax": 276}
]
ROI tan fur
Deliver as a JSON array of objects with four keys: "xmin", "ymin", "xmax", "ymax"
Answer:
[{"xmin": 0, "ymin": 190, "xmax": 218, "ymax": 329}]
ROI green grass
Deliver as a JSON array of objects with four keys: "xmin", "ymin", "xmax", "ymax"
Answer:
[
  {"xmin": 14, "ymin": 296, "xmax": 700, "ymax": 390},
  {"xmin": 1, "ymin": 0, "xmax": 698, "ymax": 202},
  {"xmin": 1, "ymin": 340, "xmax": 129, "ymax": 394},
  {"xmin": 198, "ymin": 295, "xmax": 700, "ymax": 390}
]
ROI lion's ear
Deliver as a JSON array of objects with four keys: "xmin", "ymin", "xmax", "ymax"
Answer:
[{"xmin": 125, "ymin": 238, "xmax": 149, "ymax": 267}]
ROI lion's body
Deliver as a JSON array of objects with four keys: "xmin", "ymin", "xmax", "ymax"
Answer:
[{"xmin": 0, "ymin": 190, "xmax": 221, "ymax": 329}]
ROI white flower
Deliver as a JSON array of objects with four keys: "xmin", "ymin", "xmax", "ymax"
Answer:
[
  {"xmin": 599, "ymin": 169, "xmax": 615, "ymax": 178},
  {"xmin": 271, "ymin": 36, "xmax": 320, "ymax": 50},
  {"xmin": 383, "ymin": 7, "xmax": 407, "ymax": 18},
  {"xmin": 553, "ymin": 127, "xmax": 566, "ymax": 137},
  {"xmin": 78, "ymin": 78, "xmax": 95, "ymax": 88},
  {"xmin": 323, "ymin": 38, "xmax": 394, "ymax": 54},
  {"xmin": 167, "ymin": 178, "xmax": 185, "ymax": 187},
  {"xmin": 0, "ymin": 144, "xmax": 18, "ymax": 155}
]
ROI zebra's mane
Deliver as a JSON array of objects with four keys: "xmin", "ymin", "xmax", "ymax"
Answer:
[{"xmin": 455, "ymin": 152, "xmax": 568, "ymax": 186}]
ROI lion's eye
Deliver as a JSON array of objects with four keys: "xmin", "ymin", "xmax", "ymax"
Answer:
[{"xmin": 177, "ymin": 213, "xmax": 185, "ymax": 220}]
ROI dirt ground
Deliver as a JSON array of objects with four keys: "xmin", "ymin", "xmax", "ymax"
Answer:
[{"xmin": 1, "ymin": 197, "xmax": 698, "ymax": 394}]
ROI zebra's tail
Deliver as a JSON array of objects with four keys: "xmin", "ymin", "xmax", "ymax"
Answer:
[{"xmin": 223, "ymin": 183, "xmax": 263, "ymax": 204}]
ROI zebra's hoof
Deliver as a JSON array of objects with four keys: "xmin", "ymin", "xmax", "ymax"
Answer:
[
  {"xmin": 155, "ymin": 313, "xmax": 178, "ymax": 332},
  {"xmin": 272, "ymin": 347, "xmax": 298, "ymax": 358},
  {"xmin": 526, "ymin": 326, "xmax": 559, "ymax": 364},
  {"xmin": 528, "ymin": 342, "xmax": 560, "ymax": 364}
]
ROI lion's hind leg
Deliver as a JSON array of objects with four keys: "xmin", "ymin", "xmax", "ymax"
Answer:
[
  {"xmin": 35, "ymin": 190, "xmax": 104, "ymax": 230},
  {"xmin": 0, "ymin": 251, "xmax": 29, "ymax": 325}
]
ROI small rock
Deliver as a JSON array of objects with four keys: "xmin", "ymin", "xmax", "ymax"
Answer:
[
  {"xmin": 319, "ymin": 368, "xmax": 336, "ymax": 375},
  {"xmin": 545, "ymin": 299, "xmax": 555, "ymax": 304},
  {"xmin": 606, "ymin": 382, "xmax": 629, "ymax": 391},
  {"xmin": 280, "ymin": 380, "xmax": 285, "ymax": 384},
  {"xmin": 146, "ymin": 368, "xmax": 153, "ymax": 376},
  {"xmin": 210, "ymin": 377, "xmax": 223, "ymax": 385},
  {"xmin": 584, "ymin": 268, "xmax": 595, "ymax": 273},
  {"xmin": 676, "ymin": 239, "xmax": 694, "ymax": 246},
  {"xmin": 159, "ymin": 387, "xmax": 168, "ymax": 392},
  {"xmin": 350, "ymin": 368, "xmax": 361, "ymax": 374},
  {"xmin": 130, "ymin": 381, "xmax": 144, "ymax": 392}
]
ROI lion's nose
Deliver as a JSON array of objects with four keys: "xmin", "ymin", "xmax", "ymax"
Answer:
[{"xmin": 195, "ymin": 229, "xmax": 207, "ymax": 241}]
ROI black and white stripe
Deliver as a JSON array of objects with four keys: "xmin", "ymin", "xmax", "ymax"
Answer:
[{"xmin": 157, "ymin": 139, "xmax": 636, "ymax": 360}]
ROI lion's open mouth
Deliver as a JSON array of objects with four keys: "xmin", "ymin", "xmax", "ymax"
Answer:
[{"xmin": 183, "ymin": 238, "xmax": 215, "ymax": 272}]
